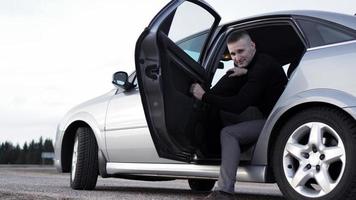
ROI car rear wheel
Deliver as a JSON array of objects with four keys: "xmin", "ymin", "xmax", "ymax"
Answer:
[
  {"xmin": 273, "ymin": 107, "xmax": 356, "ymax": 200},
  {"xmin": 70, "ymin": 127, "xmax": 98, "ymax": 190},
  {"xmin": 188, "ymin": 179, "xmax": 216, "ymax": 192}
]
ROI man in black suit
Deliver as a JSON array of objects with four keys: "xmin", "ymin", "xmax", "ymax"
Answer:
[{"xmin": 191, "ymin": 31, "xmax": 287, "ymax": 200}]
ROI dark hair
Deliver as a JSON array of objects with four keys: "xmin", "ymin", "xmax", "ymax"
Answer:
[{"xmin": 227, "ymin": 31, "xmax": 250, "ymax": 44}]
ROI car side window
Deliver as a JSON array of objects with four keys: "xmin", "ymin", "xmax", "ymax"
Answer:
[
  {"xmin": 297, "ymin": 19, "xmax": 356, "ymax": 48},
  {"xmin": 162, "ymin": 1, "xmax": 215, "ymax": 63},
  {"xmin": 176, "ymin": 32, "xmax": 208, "ymax": 62},
  {"xmin": 211, "ymin": 60, "xmax": 233, "ymax": 86},
  {"xmin": 128, "ymin": 72, "xmax": 138, "ymax": 89},
  {"xmin": 133, "ymin": 76, "xmax": 138, "ymax": 88}
]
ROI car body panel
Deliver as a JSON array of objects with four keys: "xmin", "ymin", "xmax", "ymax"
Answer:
[
  {"xmin": 252, "ymin": 40, "xmax": 356, "ymax": 165},
  {"xmin": 344, "ymin": 106, "xmax": 356, "ymax": 119},
  {"xmin": 105, "ymin": 88, "xmax": 180, "ymax": 163},
  {"xmin": 54, "ymin": 90, "xmax": 115, "ymax": 171}
]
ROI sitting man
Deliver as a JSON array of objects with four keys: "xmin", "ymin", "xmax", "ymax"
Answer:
[{"xmin": 191, "ymin": 31, "xmax": 288, "ymax": 200}]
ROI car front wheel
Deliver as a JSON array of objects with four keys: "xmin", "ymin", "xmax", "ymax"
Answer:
[
  {"xmin": 70, "ymin": 127, "xmax": 98, "ymax": 190},
  {"xmin": 273, "ymin": 107, "xmax": 356, "ymax": 200}
]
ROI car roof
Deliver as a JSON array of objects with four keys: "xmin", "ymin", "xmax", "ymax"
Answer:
[{"xmin": 225, "ymin": 10, "xmax": 356, "ymax": 30}]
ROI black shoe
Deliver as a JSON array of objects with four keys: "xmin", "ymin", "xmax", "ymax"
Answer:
[{"xmin": 203, "ymin": 191, "xmax": 235, "ymax": 200}]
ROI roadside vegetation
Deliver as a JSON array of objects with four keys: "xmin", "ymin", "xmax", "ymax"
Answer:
[{"xmin": 0, "ymin": 137, "xmax": 54, "ymax": 164}]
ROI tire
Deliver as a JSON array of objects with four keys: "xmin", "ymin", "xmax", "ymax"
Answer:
[
  {"xmin": 272, "ymin": 107, "xmax": 356, "ymax": 200},
  {"xmin": 188, "ymin": 179, "xmax": 216, "ymax": 192},
  {"xmin": 70, "ymin": 127, "xmax": 98, "ymax": 190}
]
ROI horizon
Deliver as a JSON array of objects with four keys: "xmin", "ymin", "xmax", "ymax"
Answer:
[{"xmin": 0, "ymin": 136, "xmax": 54, "ymax": 147}]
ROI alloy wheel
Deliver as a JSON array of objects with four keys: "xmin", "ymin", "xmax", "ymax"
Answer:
[
  {"xmin": 283, "ymin": 122, "xmax": 346, "ymax": 198},
  {"xmin": 71, "ymin": 136, "xmax": 79, "ymax": 181}
]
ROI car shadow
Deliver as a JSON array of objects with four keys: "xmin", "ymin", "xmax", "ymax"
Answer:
[{"xmin": 95, "ymin": 186, "xmax": 286, "ymax": 200}]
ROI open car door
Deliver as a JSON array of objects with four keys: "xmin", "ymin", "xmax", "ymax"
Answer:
[{"xmin": 135, "ymin": 0, "xmax": 221, "ymax": 162}]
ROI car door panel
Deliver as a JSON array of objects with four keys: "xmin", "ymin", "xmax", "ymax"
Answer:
[
  {"xmin": 157, "ymin": 32, "xmax": 209, "ymax": 155},
  {"xmin": 159, "ymin": 32, "xmax": 207, "ymax": 83},
  {"xmin": 105, "ymin": 90, "xmax": 149, "ymax": 162},
  {"xmin": 135, "ymin": 0, "xmax": 220, "ymax": 162},
  {"xmin": 105, "ymin": 89, "xmax": 179, "ymax": 163}
]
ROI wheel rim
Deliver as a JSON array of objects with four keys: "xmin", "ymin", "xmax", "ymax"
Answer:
[
  {"xmin": 71, "ymin": 136, "xmax": 79, "ymax": 181},
  {"xmin": 283, "ymin": 122, "xmax": 346, "ymax": 198}
]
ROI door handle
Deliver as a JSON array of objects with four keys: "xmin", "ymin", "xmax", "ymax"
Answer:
[{"xmin": 145, "ymin": 65, "xmax": 159, "ymax": 80}]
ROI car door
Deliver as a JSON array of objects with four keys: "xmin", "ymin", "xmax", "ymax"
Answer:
[
  {"xmin": 105, "ymin": 73, "xmax": 182, "ymax": 163},
  {"xmin": 135, "ymin": 0, "xmax": 220, "ymax": 162}
]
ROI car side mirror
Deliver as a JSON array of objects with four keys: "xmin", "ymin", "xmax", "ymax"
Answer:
[{"xmin": 112, "ymin": 71, "xmax": 135, "ymax": 90}]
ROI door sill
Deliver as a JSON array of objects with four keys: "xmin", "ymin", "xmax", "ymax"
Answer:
[{"xmin": 106, "ymin": 162, "xmax": 266, "ymax": 182}]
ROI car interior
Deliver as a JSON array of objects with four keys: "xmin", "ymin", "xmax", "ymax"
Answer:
[
  {"xmin": 216, "ymin": 24, "xmax": 305, "ymax": 80},
  {"xmin": 197, "ymin": 22, "xmax": 306, "ymax": 163},
  {"xmin": 150, "ymin": 14, "xmax": 308, "ymax": 163}
]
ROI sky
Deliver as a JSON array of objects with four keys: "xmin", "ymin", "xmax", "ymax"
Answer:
[{"xmin": 0, "ymin": 0, "xmax": 355, "ymax": 146}]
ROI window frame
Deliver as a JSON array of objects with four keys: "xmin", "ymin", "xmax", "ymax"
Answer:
[
  {"xmin": 157, "ymin": 0, "xmax": 220, "ymax": 65},
  {"xmin": 294, "ymin": 16, "xmax": 356, "ymax": 48},
  {"xmin": 205, "ymin": 17, "xmax": 307, "ymax": 86}
]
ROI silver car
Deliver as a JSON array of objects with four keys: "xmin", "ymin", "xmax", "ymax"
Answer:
[{"xmin": 54, "ymin": 0, "xmax": 356, "ymax": 199}]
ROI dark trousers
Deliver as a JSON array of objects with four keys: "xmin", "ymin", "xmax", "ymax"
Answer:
[{"xmin": 217, "ymin": 119, "xmax": 266, "ymax": 194}]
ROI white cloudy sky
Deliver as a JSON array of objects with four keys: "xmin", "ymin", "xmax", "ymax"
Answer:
[{"xmin": 0, "ymin": 0, "xmax": 355, "ymax": 145}]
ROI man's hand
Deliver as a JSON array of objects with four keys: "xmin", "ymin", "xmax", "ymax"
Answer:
[
  {"xmin": 190, "ymin": 83, "xmax": 205, "ymax": 100},
  {"xmin": 227, "ymin": 67, "xmax": 248, "ymax": 77}
]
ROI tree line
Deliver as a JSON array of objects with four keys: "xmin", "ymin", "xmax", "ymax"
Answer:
[{"xmin": 0, "ymin": 137, "xmax": 54, "ymax": 164}]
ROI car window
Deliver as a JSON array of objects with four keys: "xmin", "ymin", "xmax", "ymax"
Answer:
[
  {"xmin": 176, "ymin": 32, "xmax": 208, "ymax": 62},
  {"xmin": 297, "ymin": 19, "xmax": 356, "ymax": 48},
  {"xmin": 164, "ymin": 1, "xmax": 215, "ymax": 62},
  {"xmin": 128, "ymin": 72, "xmax": 138, "ymax": 88},
  {"xmin": 211, "ymin": 60, "xmax": 233, "ymax": 87},
  {"xmin": 133, "ymin": 76, "xmax": 138, "ymax": 88}
]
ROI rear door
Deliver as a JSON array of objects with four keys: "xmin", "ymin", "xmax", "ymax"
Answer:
[{"xmin": 135, "ymin": 0, "xmax": 220, "ymax": 162}]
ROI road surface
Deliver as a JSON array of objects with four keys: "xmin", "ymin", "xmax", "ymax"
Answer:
[{"xmin": 0, "ymin": 165, "xmax": 286, "ymax": 200}]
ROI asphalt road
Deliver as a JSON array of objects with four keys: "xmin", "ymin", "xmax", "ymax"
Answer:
[{"xmin": 0, "ymin": 165, "xmax": 286, "ymax": 200}]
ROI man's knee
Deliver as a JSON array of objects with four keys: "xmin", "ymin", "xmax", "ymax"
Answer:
[{"xmin": 220, "ymin": 126, "xmax": 235, "ymax": 141}]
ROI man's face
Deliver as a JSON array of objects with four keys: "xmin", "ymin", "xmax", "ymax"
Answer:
[{"xmin": 227, "ymin": 38, "xmax": 256, "ymax": 68}]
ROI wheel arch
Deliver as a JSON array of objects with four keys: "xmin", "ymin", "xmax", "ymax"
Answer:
[{"xmin": 252, "ymin": 88, "xmax": 356, "ymax": 170}]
